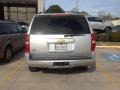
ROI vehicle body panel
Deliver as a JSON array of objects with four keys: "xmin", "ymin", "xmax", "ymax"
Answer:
[
  {"xmin": 30, "ymin": 35, "xmax": 91, "ymax": 60},
  {"xmin": 89, "ymin": 21, "xmax": 105, "ymax": 30},
  {"xmin": 0, "ymin": 21, "xmax": 25, "ymax": 59},
  {"xmin": 87, "ymin": 16, "xmax": 113, "ymax": 31},
  {"xmin": 26, "ymin": 13, "xmax": 96, "ymax": 69}
]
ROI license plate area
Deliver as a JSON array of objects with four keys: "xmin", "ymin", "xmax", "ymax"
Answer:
[
  {"xmin": 53, "ymin": 62, "xmax": 69, "ymax": 66},
  {"xmin": 55, "ymin": 44, "xmax": 67, "ymax": 51}
]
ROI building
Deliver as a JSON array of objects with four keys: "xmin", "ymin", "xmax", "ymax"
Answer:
[
  {"xmin": 111, "ymin": 19, "xmax": 120, "ymax": 26},
  {"xmin": 0, "ymin": 0, "xmax": 44, "ymax": 22}
]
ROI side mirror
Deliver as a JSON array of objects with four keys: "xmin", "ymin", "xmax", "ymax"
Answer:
[{"xmin": 21, "ymin": 26, "xmax": 27, "ymax": 33}]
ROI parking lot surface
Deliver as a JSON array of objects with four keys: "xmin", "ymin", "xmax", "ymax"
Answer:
[{"xmin": 0, "ymin": 48, "xmax": 120, "ymax": 90}]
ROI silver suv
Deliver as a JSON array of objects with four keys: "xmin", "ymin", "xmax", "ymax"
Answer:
[
  {"xmin": 0, "ymin": 21, "xmax": 25, "ymax": 62},
  {"xmin": 87, "ymin": 16, "xmax": 113, "ymax": 33},
  {"xmin": 25, "ymin": 13, "xmax": 96, "ymax": 72}
]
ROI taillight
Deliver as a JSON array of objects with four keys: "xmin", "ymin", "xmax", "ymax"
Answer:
[
  {"xmin": 25, "ymin": 34, "xmax": 30, "ymax": 53},
  {"xmin": 91, "ymin": 34, "xmax": 96, "ymax": 51}
]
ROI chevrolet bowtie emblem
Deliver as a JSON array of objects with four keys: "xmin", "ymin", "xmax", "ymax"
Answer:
[{"xmin": 57, "ymin": 39, "xmax": 65, "ymax": 44}]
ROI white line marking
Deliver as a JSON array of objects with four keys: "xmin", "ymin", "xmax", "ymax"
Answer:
[
  {"xmin": 112, "ymin": 54, "xmax": 120, "ymax": 59},
  {"xmin": 110, "ymin": 54, "xmax": 120, "ymax": 61}
]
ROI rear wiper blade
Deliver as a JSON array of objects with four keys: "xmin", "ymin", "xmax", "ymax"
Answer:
[{"xmin": 64, "ymin": 34, "xmax": 85, "ymax": 37}]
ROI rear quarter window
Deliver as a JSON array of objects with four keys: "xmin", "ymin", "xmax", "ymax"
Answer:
[
  {"xmin": 88, "ymin": 17, "xmax": 103, "ymax": 22},
  {"xmin": 30, "ymin": 15, "xmax": 90, "ymax": 35},
  {"xmin": 0, "ymin": 22, "xmax": 18, "ymax": 34}
]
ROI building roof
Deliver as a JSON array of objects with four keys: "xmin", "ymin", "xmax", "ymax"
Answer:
[{"xmin": 0, "ymin": 0, "xmax": 37, "ymax": 7}]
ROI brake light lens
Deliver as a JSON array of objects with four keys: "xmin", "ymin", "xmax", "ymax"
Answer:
[
  {"xmin": 25, "ymin": 34, "xmax": 30, "ymax": 53},
  {"xmin": 91, "ymin": 34, "xmax": 96, "ymax": 51}
]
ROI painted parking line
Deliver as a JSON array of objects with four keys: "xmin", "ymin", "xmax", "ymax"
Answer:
[
  {"xmin": 97, "ymin": 46, "xmax": 120, "ymax": 49},
  {"xmin": 2, "ymin": 60, "xmax": 25, "ymax": 81},
  {"xmin": 96, "ymin": 60, "xmax": 120, "ymax": 83},
  {"xmin": 103, "ymin": 54, "xmax": 120, "ymax": 61},
  {"xmin": 96, "ymin": 62, "xmax": 114, "ymax": 81}
]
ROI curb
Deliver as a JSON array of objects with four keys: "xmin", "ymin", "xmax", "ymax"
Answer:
[{"xmin": 96, "ymin": 46, "xmax": 120, "ymax": 49}]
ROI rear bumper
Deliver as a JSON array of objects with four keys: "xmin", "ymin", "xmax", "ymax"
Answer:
[
  {"xmin": 25, "ymin": 52, "xmax": 96, "ymax": 69},
  {"xmin": 27, "ymin": 58, "xmax": 95, "ymax": 69}
]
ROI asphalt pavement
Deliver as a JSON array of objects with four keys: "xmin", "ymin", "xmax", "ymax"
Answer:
[{"xmin": 0, "ymin": 48, "xmax": 120, "ymax": 90}]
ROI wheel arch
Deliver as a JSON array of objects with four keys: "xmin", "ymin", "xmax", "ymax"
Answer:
[
  {"xmin": 104, "ymin": 26, "xmax": 112, "ymax": 30},
  {"xmin": 1, "ymin": 42, "xmax": 13, "ymax": 59}
]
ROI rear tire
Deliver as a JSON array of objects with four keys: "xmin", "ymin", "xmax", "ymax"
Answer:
[
  {"xmin": 105, "ymin": 27, "xmax": 112, "ymax": 32},
  {"xmin": 3, "ymin": 47, "xmax": 12, "ymax": 62},
  {"xmin": 89, "ymin": 63, "xmax": 96, "ymax": 71},
  {"xmin": 28, "ymin": 67, "xmax": 39, "ymax": 72},
  {"xmin": 81, "ymin": 66, "xmax": 88, "ymax": 70}
]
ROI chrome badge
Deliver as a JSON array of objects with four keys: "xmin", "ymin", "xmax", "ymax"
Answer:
[{"xmin": 57, "ymin": 39, "xmax": 65, "ymax": 44}]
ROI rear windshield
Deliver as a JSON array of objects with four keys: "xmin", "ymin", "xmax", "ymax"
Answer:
[{"xmin": 30, "ymin": 15, "xmax": 90, "ymax": 34}]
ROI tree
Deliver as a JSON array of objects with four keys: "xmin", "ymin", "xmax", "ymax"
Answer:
[
  {"xmin": 97, "ymin": 11, "xmax": 106, "ymax": 19},
  {"xmin": 97, "ymin": 11, "xmax": 113, "ymax": 20},
  {"xmin": 103, "ymin": 13, "xmax": 113, "ymax": 20},
  {"xmin": 45, "ymin": 5, "xmax": 65, "ymax": 13},
  {"xmin": 79, "ymin": 11, "xmax": 89, "ymax": 15},
  {"xmin": 111, "ymin": 17, "xmax": 120, "ymax": 20},
  {"xmin": 71, "ymin": 8, "xmax": 89, "ymax": 15},
  {"xmin": 71, "ymin": 8, "xmax": 79, "ymax": 13}
]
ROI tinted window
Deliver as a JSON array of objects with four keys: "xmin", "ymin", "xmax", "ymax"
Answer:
[
  {"xmin": 88, "ymin": 17, "xmax": 95, "ymax": 22},
  {"xmin": 30, "ymin": 15, "xmax": 90, "ymax": 34},
  {"xmin": 95, "ymin": 17, "xmax": 103, "ymax": 22},
  {"xmin": 88, "ymin": 17, "xmax": 103, "ymax": 22},
  {"xmin": 0, "ymin": 22, "xmax": 18, "ymax": 34}
]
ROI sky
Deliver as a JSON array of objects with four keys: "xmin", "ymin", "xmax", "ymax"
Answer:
[{"xmin": 45, "ymin": 0, "xmax": 120, "ymax": 17}]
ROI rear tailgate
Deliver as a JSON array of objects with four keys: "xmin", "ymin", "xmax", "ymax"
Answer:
[
  {"xmin": 29, "ymin": 14, "xmax": 92, "ymax": 60},
  {"xmin": 30, "ymin": 35, "xmax": 91, "ymax": 60}
]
